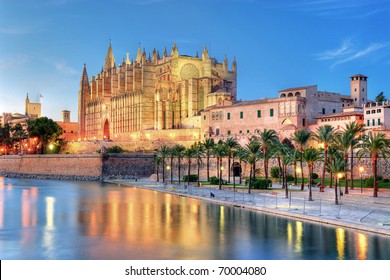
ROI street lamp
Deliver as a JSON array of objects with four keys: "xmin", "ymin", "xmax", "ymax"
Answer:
[
  {"xmin": 359, "ymin": 166, "xmax": 365, "ymax": 193},
  {"xmin": 166, "ymin": 165, "xmax": 171, "ymax": 183},
  {"xmin": 219, "ymin": 166, "xmax": 224, "ymax": 190},
  {"xmin": 49, "ymin": 143, "xmax": 54, "ymax": 153}
]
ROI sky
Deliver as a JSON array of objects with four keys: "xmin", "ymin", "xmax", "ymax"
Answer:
[{"xmin": 1, "ymin": 0, "xmax": 390, "ymax": 122}]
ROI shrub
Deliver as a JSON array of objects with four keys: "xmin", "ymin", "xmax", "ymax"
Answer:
[
  {"xmin": 183, "ymin": 174, "xmax": 198, "ymax": 182},
  {"xmin": 208, "ymin": 176, "xmax": 227, "ymax": 185},
  {"xmin": 270, "ymin": 166, "xmax": 280, "ymax": 179},
  {"xmin": 377, "ymin": 175, "xmax": 383, "ymax": 181},
  {"xmin": 252, "ymin": 178, "xmax": 272, "ymax": 189},
  {"xmin": 365, "ymin": 177, "xmax": 374, "ymax": 188},
  {"xmin": 383, "ymin": 178, "xmax": 389, "ymax": 183},
  {"xmin": 311, "ymin": 173, "xmax": 319, "ymax": 180},
  {"xmin": 106, "ymin": 145, "xmax": 125, "ymax": 153},
  {"xmin": 286, "ymin": 174, "xmax": 294, "ymax": 182}
]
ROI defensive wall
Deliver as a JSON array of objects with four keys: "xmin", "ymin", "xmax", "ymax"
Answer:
[{"xmin": 0, "ymin": 154, "xmax": 155, "ymax": 180}]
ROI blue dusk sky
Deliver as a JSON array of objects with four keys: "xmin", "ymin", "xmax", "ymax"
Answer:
[{"xmin": 1, "ymin": 0, "xmax": 390, "ymax": 122}]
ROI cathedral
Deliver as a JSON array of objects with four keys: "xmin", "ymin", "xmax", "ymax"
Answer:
[{"xmin": 78, "ymin": 43, "xmax": 237, "ymax": 141}]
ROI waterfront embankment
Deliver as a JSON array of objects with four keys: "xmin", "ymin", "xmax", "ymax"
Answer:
[{"xmin": 113, "ymin": 178, "xmax": 390, "ymax": 237}]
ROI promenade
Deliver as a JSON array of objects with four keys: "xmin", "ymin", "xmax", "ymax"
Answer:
[{"xmin": 113, "ymin": 179, "xmax": 390, "ymax": 236}]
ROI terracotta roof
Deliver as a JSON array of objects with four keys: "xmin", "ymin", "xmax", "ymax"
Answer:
[
  {"xmin": 315, "ymin": 111, "xmax": 363, "ymax": 119},
  {"xmin": 279, "ymin": 85, "xmax": 316, "ymax": 92}
]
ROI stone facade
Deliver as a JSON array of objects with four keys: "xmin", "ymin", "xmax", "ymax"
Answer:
[{"xmin": 78, "ymin": 43, "xmax": 237, "ymax": 142}]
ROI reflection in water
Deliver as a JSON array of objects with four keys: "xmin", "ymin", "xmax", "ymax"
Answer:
[
  {"xmin": 356, "ymin": 233, "xmax": 368, "ymax": 260},
  {"xmin": 1, "ymin": 177, "xmax": 390, "ymax": 260},
  {"xmin": 336, "ymin": 228, "xmax": 346, "ymax": 260},
  {"xmin": 295, "ymin": 221, "xmax": 303, "ymax": 254}
]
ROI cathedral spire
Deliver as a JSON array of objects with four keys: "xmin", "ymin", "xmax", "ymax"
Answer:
[
  {"xmin": 202, "ymin": 45, "xmax": 209, "ymax": 60},
  {"xmin": 104, "ymin": 42, "xmax": 116, "ymax": 70},
  {"xmin": 232, "ymin": 56, "xmax": 237, "ymax": 73},
  {"xmin": 136, "ymin": 47, "xmax": 143, "ymax": 63},
  {"xmin": 80, "ymin": 63, "xmax": 89, "ymax": 90},
  {"xmin": 171, "ymin": 42, "xmax": 178, "ymax": 57}
]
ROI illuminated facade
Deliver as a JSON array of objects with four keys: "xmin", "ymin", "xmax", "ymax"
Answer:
[{"xmin": 78, "ymin": 43, "xmax": 237, "ymax": 141}]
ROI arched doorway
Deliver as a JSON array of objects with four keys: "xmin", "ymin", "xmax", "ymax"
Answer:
[
  {"xmin": 232, "ymin": 162, "xmax": 242, "ymax": 177},
  {"xmin": 103, "ymin": 119, "xmax": 110, "ymax": 140}
]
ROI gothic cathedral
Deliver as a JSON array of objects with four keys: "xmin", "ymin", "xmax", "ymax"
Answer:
[{"xmin": 78, "ymin": 43, "xmax": 237, "ymax": 141}]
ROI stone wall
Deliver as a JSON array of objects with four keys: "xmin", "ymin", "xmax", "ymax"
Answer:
[{"xmin": 0, "ymin": 154, "xmax": 155, "ymax": 180}]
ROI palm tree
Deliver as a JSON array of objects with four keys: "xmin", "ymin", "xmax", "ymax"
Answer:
[
  {"xmin": 183, "ymin": 147, "xmax": 197, "ymax": 186},
  {"xmin": 292, "ymin": 129, "xmax": 311, "ymax": 190},
  {"xmin": 357, "ymin": 132, "xmax": 390, "ymax": 197},
  {"xmin": 345, "ymin": 121, "xmax": 365, "ymax": 190},
  {"xmin": 193, "ymin": 142, "xmax": 204, "ymax": 187},
  {"xmin": 154, "ymin": 155, "xmax": 162, "ymax": 182},
  {"xmin": 243, "ymin": 136, "xmax": 261, "ymax": 193},
  {"xmin": 156, "ymin": 144, "xmax": 170, "ymax": 182},
  {"xmin": 171, "ymin": 144, "xmax": 186, "ymax": 185},
  {"xmin": 291, "ymin": 148, "xmax": 301, "ymax": 185},
  {"xmin": 313, "ymin": 125, "xmax": 336, "ymax": 192},
  {"xmin": 224, "ymin": 137, "xmax": 239, "ymax": 183},
  {"xmin": 326, "ymin": 156, "xmax": 346, "ymax": 205},
  {"xmin": 168, "ymin": 146, "xmax": 174, "ymax": 183},
  {"xmin": 235, "ymin": 146, "xmax": 246, "ymax": 184},
  {"xmin": 302, "ymin": 147, "xmax": 323, "ymax": 201},
  {"xmin": 257, "ymin": 129, "xmax": 278, "ymax": 179},
  {"xmin": 274, "ymin": 142, "xmax": 293, "ymax": 198},
  {"xmin": 203, "ymin": 138, "xmax": 215, "ymax": 181},
  {"xmin": 333, "ymin": 131, "xmax": 353, "ymax": 194},
  {"xmin": 212, "ymin": 142, "xmax": 228, "ymax": 190},
  {"xmin": 326, "ymin": 145, "xmax": 341, "ymax": 188}
]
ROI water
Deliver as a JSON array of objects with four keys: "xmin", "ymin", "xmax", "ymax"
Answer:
[{"xmin": 0, "ymin": 177, "xmax": 389, "ymax": 260}]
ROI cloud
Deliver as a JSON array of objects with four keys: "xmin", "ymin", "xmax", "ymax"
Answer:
[
  {"xmin": 55, "ymin": 62, "xmax": 78, "ymax": 75},
  {"xmin": 316, "ymin": 39, "xmax": 354, "ymax": 60},
  {"xmin": 331, "ymin": 43, "xmax": 388, "ymax": 67}
]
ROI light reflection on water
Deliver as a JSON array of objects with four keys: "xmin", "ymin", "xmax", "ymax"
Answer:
[{"xmin": 0, "ymin": 177, "xmax": 389, "ymax": 260}]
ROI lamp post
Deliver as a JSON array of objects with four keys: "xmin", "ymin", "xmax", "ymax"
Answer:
[
  {"xmin": 166, "ymin": 165, "xmax": 171, "ymax": 184},
  {"xmin": 359, "ymin": 166, "xmax": 364, "ymax": 194},
  {"xmin": 219, "ymin": 166, "xmax": 224, "ymax": 190}
]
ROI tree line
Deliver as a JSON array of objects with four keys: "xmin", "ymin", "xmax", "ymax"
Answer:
[
  {"xmin": 155, "ymin": 121, "xmax": 390, "ymax": 202},
  {"xmin": 0, "ymin": 117, "xmax": 62, "ymax": 154}
]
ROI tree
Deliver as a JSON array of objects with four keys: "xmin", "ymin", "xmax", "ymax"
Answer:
[
  {"xmin": 172, "ymin": 144, "xmax": 186, "ymax": 185},
  {"xmin": 168, "ymin": 146, "xmax": 174, "ymax": 183},
  {"xmin": 326, "ymin": 156, "xmax": 346, "ymax": 205},
  {"xmin": 274, "ymin": 142, "xmax": 293, "ymax": 198},
  {"xmin": 224, "ymin": 137, "xmax": 239, "ymax": 183},
  {"xmin": 212, "ymin": 142, "xmax": 228, "ymax": 190},
  {"xmin": 183, "ymin": 147, "xmax": 197, "ymax": 186},
  {"xmin": 156, "ymin": 145, "xmax": 170, "ymax": 182},
  {"xmin": 344, "ymin": 121, "xmax": 365, "ymax": 190},
  {"xmin": 11, "ymin": 123, "xmax": 28, "ymax": 153},
  {"xmin": 257, "ymin": 129, "xmax": 278, "ymax": 179},
  {"xmin": 326, "ymin": 145, "xmax": 340, "ymax": 188},
  {"xmin": 202, "ymin": 138, "xmax": 215, "ymax": 181},
  {"xmin": 243, "ymin": 136, "xmax": 261, "ymax": 193},
  {"xmin": 333, "ymin": 131, "xmax": 354, "ymax": 194},
  {"xmin": 154, "ymin": 155, "xmax": 162, "ymax": 182},
  {"xmin": 375, "ymin": 92, "xmax": 386, "ymax": 103},
  {"xmin": 235, "ymin": 146, "xmax": 246, "ymax": 184},
  {"xmin": 193, "ymin": 142, "xmax": 204, "ymax": 187},
  {"xmin": 357, "ymin": 132, "xmax": 390, "ymax": 197},
  {"xmin": 292, "ymin": 129, "xmax": 311, "ymax": 190},
  {"xmin": 313, "ymin": 125, "xmax": 336, "ymax": 192},
  {"xmin": 0, "ymin": 123, "xmax": 11, "ymax": 154},
  {"xmin": 27, "ymin": 117, "xmax": 62, "ymax": 154},
  {"xmin": 302, "ymin": 147, "xmax": 323, "ymax": 201}
]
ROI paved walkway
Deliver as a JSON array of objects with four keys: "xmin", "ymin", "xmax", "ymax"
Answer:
[{"xmin": 109, "ymin": 179, "xmax": 390, "ymax": 236}]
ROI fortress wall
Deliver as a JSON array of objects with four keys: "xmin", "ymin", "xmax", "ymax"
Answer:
[{"xmin": 0, "ymin": 154, "xmax": 155, "ymax": 180}]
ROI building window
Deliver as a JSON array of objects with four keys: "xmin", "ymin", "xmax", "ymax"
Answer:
[
  {"xmin": 378, "ymin": 119, "xmax": 381, "ymax": 125},
  {"xmin": 366, "ymin": 110, "xmax": 370, "ymax": 114},
  {"xmin": 240, "ymin": 112, "xmax": 243, "ymax": 119},
  {"xmin": 239, "ymin": 130, "xmax": 242, "ymax": 134},
  {"xmin": 227, "ymin": 130, "xmax": 231, "ymax": 135},
  {"xmin": 227, "ymin": 112, "xmax": 230, "ymax": 120},
  {"xmin": 367, "ymin": 120, "xmax": 370, "ymax": 126},
  {"xmin": 204, "ymin": 115, "xmax": 206, "ymax": 120},
  {"xmin": 377, "ymin": 109, "xmax": 382, "ymax": 113},
  {"xmin": 302, "ymin": 118, "xmax": 306, "ymax": 126},
  {"xmin": 257, "ymin": 110, "xmax": 261, "ymax": 118},
  {"xmin": 322, "ymin": 108, "xmax": 325, "ymax": 114},
  {"xmin": 216, "ymin": 128, "xmax": 220, "ymax": 136},
  {"xmin": 355, "ymin": 98, "xmax": 357, "ymax": 101},
  {"xmin": 247, "ymin": 130, "xmax": 250, "ymax": 134},
  {"xmin": 333, "ymin": 109, "xmax": 336, "ymax": 113},
  {"xmin": 373, "ymin": 119, "xmax": 375, "ymax": 126},
  {"xmin": 270, "ymin": 108, "xmax": 274, "ymax": 117},
  {"xmin": 371, "ymin": 110, "xmax": 375, "ymax": 114}
]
